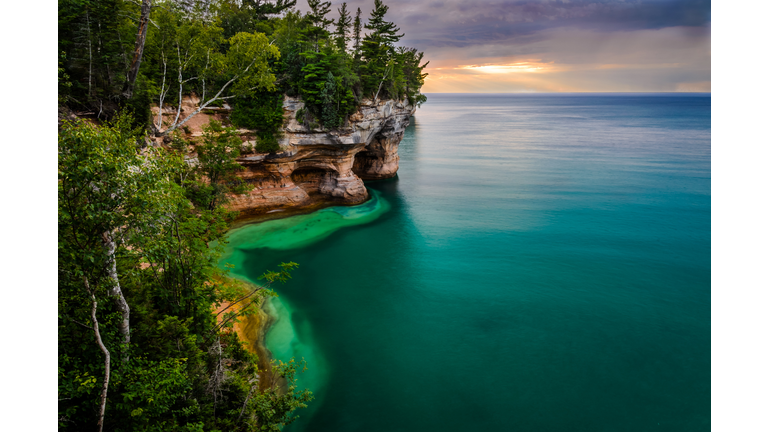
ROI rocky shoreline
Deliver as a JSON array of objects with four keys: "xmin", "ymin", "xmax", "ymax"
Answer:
[
  {"xmin": 232, "ymin": 294, "xmax": 281, "ymax": 391},
  {"xmin": 219, "ymin": 95, "xmax": 416, "ymax": 389},
  {"xmin": 226, "ymin": 96, "xmax": 415, "ymax": 217},
  {"xmin": 153, "ymin": 93, "xmax": 414, "ymax": 217}
]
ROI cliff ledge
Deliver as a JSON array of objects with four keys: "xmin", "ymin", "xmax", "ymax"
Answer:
[{"xmin": 227, "ymin": 96, "xmax": 415, "ymax": 217}]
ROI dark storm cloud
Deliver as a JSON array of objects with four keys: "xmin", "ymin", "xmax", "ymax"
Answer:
[{"xmin": 311, "ymin": 0, "xmax": 710, "ymax": 49}]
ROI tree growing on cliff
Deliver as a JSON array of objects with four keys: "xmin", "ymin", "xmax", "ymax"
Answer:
[
  {"xmin": 58, "ymin": 117, "xmax": 312, "ymax": 431},
  {"xmin": 352, "ymin": 7, "xmax": 363, "ymax": 65},
  {"xmin": 334, "ymin": 2, "xmax": 352, "ymax": 52},
  {"xmin": 185, "ymin": 120, "xmax": 249, "ymax": 210},
  {"xmin": 58, "ymin": 114, "xmax": 176, "ymax": 430},
  {"xmin": 58, "ymin": 0, "xmax": 428, "ymax": 133},
  {"xmin": 360, "ymin": 0, "xmax": 403, "ymax": 98},
  {"xmin": 147, "ymin": 4, "xmax": 281, "ymax": 137}
]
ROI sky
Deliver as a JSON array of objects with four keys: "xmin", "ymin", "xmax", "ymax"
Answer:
[{"xmin": 298, "ymin": 0, "xmax": 711, "ymax": 92}]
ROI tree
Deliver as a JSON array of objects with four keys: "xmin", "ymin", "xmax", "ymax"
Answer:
[
  {"xmin": 364, "ymin": 0, "xmax": 403, "ymax": 46},
  {"xmin": 59, "ymin": 117, "xmax": 313, "ymax": 431},
  {"xmin": 230, "ymin": 91, "xmax": 286, "ymax": 153},
  {"xmin": 147, "ymin": 5, "xmax": 280, "ymax": 137},
  {"xmin": 58, "ymin": 0, "xmax": 132, "ymax": 110},
  {"xmin": 216, "ymin": 0, "xmax": 298, "ymax": 38},
  {"xmin": 352, "ymin": 7, "xmax": 362, "ymax": 60},
  {"xmin": 360, "ymin": 0, "xmax": 403, "ymax": 98},
  {"xmin": 334, "ymin": 2, "xmax": 352, "ymax": 52},
  {"xmin": 123, "ymin": 0, "xmax": 154, "ymax": 99},
  {"xmin": 396, "ymin": 46, "xmax": 429, "ymax": 106},
  {"xmin": 304, "ymin": 0, "xmax": 333, "ymax": 50},
  {"xmin": 187, "ymin": 120, "xmax": 249, "ymax": 210},
  {"xmin": 299, "ymin": 43, "xmax": 356, "ymax": 129},
  {"xmin": 306, "ymin": 0, "xmax": 332, "ymax": 31},
  {"xmin": 59, "ymin": 114, "xmax": 173, "ymax": 430}
]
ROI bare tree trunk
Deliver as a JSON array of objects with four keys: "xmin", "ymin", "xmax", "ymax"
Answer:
[
  {"xmin": 238, "ymin": 384, "xmax": 257, "ymax": 422},
  {"xmin": 85, "ymin": 11, "xmax": 93, "ymax": 98},
  {"xmin": 207, "ymin": 338, "xmax": 225, "ymax": 419},
  {"xmin": 155, "ymin": 53, "xmax": 168, "ymax": 131},
  {"xmin": 85, "ymin": 277, "xmax": 110, "ymax": 432},
  {"xmin": 102, "ymin": 232, "xmax": 130, "ymax": 362},
  {"xmin": 373, "ymin": 63, "xmax": 392, "ymax": 103},
  {"xmin": 123, "ymin": 0, "xmax": 152, "ymax": 99},
  {"xmin": 174, "ymin": 46, "xmax": 187, "ymax": 127},
  {"xmin": 158, "ymin": 73, "xmax": 241, "ymax": 136}
]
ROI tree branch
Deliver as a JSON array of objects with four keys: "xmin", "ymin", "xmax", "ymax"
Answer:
[{"xmin": 84, "ymin": 277, "xmax": 110, "ymax": 432}]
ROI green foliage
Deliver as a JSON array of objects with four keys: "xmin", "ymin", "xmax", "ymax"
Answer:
[
  {"xmin": 298, "ymin": 44, "xmax": 357, "ymax": 129},
  {"xmin": 58, "ymin": 1, "xmax": 432, "ymax": 428},
  {"xmin": 59, "ymin": 118, "xmax": 312, "ymax": 431},
  {"xmin": 360, "ymin": 0, "xmax": 403, "ymax": 98},
  {"xmin": 252, "ymin": 359, "xmax": 314, "ymax": 430},
  {"xmin": 225, "ymin": 32, "xmax": 282, "ymax": 97},
  {"xmin": 295, "ymin": 107, "xmax": 306, "ymax": 125},
  {"xmin": 230, "ymin": 91, "xmax": 285, "ymax": 153},
  {"xmin": 306, "ymin": 0, "xmax": 333, "ymax": 35},
  {"xmin": 59, "ymin": 0, "xmax": 426, "ymax": 133},
  {"xmin": 215, "ymin": 0, "xmax": 297, "ymax": 38},
  {"xmin": 111, "ymin": 357, "xmax": 194, "ymax": 431},
  {"xmin": 353, "ymin": 7, "xmax": 363, "ymax": 62},
  {"xmin": 58, "ymin": 0, "xmax": 131, "ymax": 110},
  {"xmin": 186, "ymin": 120, "xmax": 248, "ymax": 210},
  {"xmin": 261, "ymin": 262, "xmax": 300, "ymax": 284},
  {"xmin": 58, "ymin": 51, "xmax": 72, "ymax": 104},
  {"xmin": 334, "ymin": 2, "xmax": 352, "ymax": 52}
]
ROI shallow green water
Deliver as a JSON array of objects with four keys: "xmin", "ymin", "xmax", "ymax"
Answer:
[{"xmin": 220, "ymin": 94, "xmax": 710, "ymax": 431}]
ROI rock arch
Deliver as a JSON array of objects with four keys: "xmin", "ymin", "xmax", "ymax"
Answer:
[{"xmin": 290, "ymin": 165, "xmax": 339, "ymax": 196}]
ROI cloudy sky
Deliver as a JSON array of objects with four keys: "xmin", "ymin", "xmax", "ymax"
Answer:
[{"xmin": 298, "ymin": 0, "xmax": 711, "ymax": 92}]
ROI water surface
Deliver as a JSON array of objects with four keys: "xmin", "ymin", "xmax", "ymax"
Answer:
[{"xmin": 222, "ymin": 93, "xmax": 711, "ymax": 431}]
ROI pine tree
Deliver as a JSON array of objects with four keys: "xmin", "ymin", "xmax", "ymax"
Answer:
[
  {"xmin": 353, "ymin": 7, "xmax": 362, "ymax": 60},
  {"xmin": 305, "ymin": 0, "xmax": 333, "ymax": 50},
  {"xmin": 306, "ymin": 0, "xmax": 332, "ymax": 30},
  {"xmin": 334, "ymin": 2, "xmax": 352, "ymax": 52},
  {"xmin": 360, "ymin": 0, "xmax": 403, "ymax": 97},
  {"xmin": 364, "ymin": 0, "xmax": 403, "ymax": 46},
  {"xmin": 321, "ymin": 71, "xmax": 339, "ymax": 128}
]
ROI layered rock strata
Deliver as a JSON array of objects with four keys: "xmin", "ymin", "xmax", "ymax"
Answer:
[{"xmin": 228, "ymin": 97, "xmax": 415, "ymax": 217}]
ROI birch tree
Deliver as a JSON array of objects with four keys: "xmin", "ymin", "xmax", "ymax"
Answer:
[
  {"xmin": 149, "ymin": 7, "xmax": 280, "ymax": 136},
  {"xmin": 58, "ymin": 116, "xmax": 147, "ymax": 429}
]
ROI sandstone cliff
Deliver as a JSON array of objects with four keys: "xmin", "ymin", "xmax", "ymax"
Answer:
[{"xmin": 227, "ymin": 96, "xmax": 415, "ymax": 217}]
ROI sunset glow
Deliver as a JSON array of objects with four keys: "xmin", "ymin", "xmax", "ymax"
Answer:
[
  {"xmin": 457, "ymin": 63, "xmax": 549, "ymax": 74},
  {"xmin": 302, "ymin": 0, "xmax": 712, "ymax": 93}
]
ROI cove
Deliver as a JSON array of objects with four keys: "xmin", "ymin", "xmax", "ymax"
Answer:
[
  {"xmin": 219, "ymin": 188, "xmax": 392, "ymax": 418},
  {"xmin": 219, "ymin": 94, "xmax": 710, "ymax": 431}
]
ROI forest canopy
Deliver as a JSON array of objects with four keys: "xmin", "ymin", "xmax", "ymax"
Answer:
[
  {"xmin": 58, "ymin": 0, "xmax": 429, "ymax": 136},
  {"xmin": 58, "ymin": 1, "xmax": 428, "ymax": 430}
]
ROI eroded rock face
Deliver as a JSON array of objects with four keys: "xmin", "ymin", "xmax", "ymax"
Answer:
[{"xmin": 228, "ymin": 97, "xmax": 416, "ymax": 217}]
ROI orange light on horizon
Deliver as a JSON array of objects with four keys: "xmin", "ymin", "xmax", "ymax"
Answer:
[{"xmin": 456, "ymin": 61, "xmax": 552, "ymax": 74}]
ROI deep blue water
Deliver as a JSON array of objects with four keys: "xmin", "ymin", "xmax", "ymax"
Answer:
[{"xmin": 223, "ymin": 93, "xmax": 711, "ymax": 431}]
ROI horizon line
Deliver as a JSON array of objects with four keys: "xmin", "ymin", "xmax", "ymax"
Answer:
[{"xmin": 421, "ymin": 91, "xmax": 711, "ymax": 94}]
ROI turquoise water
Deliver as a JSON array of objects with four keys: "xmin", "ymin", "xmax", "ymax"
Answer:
[{"xmin": 222, "ymin": 93, "xmax": 711, "ymax": 431}]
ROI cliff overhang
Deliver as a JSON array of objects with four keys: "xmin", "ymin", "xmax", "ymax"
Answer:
[{"xmin": 227, "ymin": 96, "xmax": 416, "ymax": 218}]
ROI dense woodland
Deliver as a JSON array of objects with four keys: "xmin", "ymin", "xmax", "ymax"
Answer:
[
  {"xmin": 59, "ymin": 0, "xmax": 428, "ymax": 150},
  {"xmin": 58, "ymin": 0, "xmax": 427, "ymax": 430}
]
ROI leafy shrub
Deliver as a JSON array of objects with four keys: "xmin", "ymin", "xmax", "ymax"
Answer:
[{"xmin": 230, "ymin": 91, "xmax": 285, "ymax": 153}]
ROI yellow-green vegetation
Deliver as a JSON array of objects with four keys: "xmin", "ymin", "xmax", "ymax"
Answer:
[
  {"xmin": 58, "ymin": 115, "xmax": 310, "ymax": 431},
  {"xmin": 58, "ymin": 1, "xmax": 428, "ymax": 429},
  {"xmin": 58, "ymin": 0, "xmax": 428, "ymax": 144}
]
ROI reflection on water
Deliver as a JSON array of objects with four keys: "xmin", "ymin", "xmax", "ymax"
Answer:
[{"xmin": 220, "ymin": 94, "xmax": 710, "ymax": 432}]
